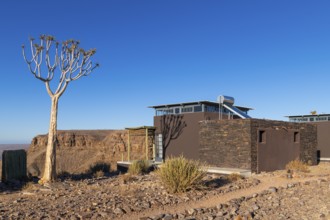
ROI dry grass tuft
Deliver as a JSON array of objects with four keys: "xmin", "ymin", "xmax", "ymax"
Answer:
[
  {"xmin": 128, "ymin": 160, "xmax": 151, "ymax": 176},
  {"xmin": 93, "ymin": 170, "xmax": 105, "ymax": 178},
  {"xmin": 226, "ymin": 173, "xmax": 243, "ymax": 182},
  {"xmin": 22, "ymin": 182, "xmax": 36, "ymax": 191},
  {"xmin": 88, "ymin": 162, "xmax": 111, "ymax": 175},
  {"xmin": 121, "ymin": 173, "xmax": 137, "ymax": 184},
  {"xmin": 156, "ymin": 156, "xmax": 207, "ymax": 193},
  {"xmin": 286, "ymin": 159, "xmax": 310, "ymax": 173}
]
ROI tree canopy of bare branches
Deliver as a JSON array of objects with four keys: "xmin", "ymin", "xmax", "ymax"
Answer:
[{"xmin": 22, "ymin": 35, "xmax": 99, "ymax": 182}]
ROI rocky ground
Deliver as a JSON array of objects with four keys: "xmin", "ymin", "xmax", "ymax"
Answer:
[{"xmin": 0, "ymin": 163, "xmax": 330, "ymax": 220}]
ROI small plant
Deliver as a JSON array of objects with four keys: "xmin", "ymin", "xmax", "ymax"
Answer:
[
  {"xmin": 286, "ymin": 159, "xmax": 310, "ymax": 173},
  {"xmin": 93, "ymin": 170, "xmax": 105, "ymax": 178},
  {"xmin": 226, "ymin": 173, "xmax": 243, "ymax": 182},
  {"xmin": 89, "ymin": 162, "xmax": 111, "ymax": 176},
  {"xmin": 156, "ymin": 156, "xmax": 207, "ymax": 193},
  {"xmin": 128, "ymin": 160, "xmax": 150, "ymax": 175},
  {"xmin": 22, "ymin": 182, "xmax": 35, "ymax": 191},
  {"xmin": 121, "ymin": 173, "xmax": 137, "ymax": 183}
]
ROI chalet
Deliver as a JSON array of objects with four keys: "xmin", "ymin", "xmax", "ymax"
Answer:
[{"xmin": 149, "ymin": 96, "xmax": 317, "ymax": 173}]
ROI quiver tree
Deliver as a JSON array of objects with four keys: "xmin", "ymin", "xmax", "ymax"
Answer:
[{"xmin": 22, "ymin": 35, "xmax": 98, "ymax": 182}]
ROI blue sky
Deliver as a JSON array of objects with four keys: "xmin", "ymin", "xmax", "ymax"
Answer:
[{"xmin": 0, "ymin": 0, "xmax": 329, "ymax": 144}]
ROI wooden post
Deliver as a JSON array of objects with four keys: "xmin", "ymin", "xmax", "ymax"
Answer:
[
  {"xmin": 127, "ymin": 130, "xmax": 131, "ymax": 161},
  {"xmin": 153, "ymin": 143, "xmax": 156, "ymax": 161},
  {"xmin": 145, "ymin": 128, "xmax": 148, "ymax": 160}
]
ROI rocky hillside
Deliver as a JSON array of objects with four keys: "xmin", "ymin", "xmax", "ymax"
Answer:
[{"xmin": 27, "ymin": 130, "xmax": 153, "ymax": 176}]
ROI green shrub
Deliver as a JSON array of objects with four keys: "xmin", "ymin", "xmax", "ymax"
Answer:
[
  {"xmin": 286, "ymin": 159, "xmax": 310, "ymax": 173},
  {"xmin": 128, "ymin": 160, "xmax": 150, "ymax": 175},
  {"xmin": 156, "ymin": 156, "xmax": 207, "ymax": 193}
]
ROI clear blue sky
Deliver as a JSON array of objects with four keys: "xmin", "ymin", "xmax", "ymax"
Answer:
[{"xmin": 0, "ymin": 0, "xmax": 329, "ymax": 144}]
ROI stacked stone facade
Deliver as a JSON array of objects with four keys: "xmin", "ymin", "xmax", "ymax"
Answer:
[{"xmin": 199, "ymin": 119, "xmax": 317, "ymax": 173}]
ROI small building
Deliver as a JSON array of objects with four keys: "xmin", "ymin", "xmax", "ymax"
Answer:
[
  {"xmin": 199, "ymin": 119, "xmax": 317, "ymax": 173},
  {"xmin": 150, "ymin": 96, "xmax": 318, "ymax": 173},
  {"xmin": 287, "ymin": 114, "xmax": 330, "ymax": 162},
  {"xmin": 149, "ymin": 96, "xmax": 253, "ymax": 161}
]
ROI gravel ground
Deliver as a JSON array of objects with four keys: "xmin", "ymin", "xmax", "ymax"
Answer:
[{"xmin": 0, "ymin": 163, "xmax": 329, "ymax": 220}]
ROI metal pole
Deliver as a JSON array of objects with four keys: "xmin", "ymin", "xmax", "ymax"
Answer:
[{"xmin": 127, "ymin": 130, "xmax": 131, "ymax": 161}]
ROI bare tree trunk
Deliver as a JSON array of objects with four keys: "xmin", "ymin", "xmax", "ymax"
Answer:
[{"xmin": 42, "ymin": 95, "xmax": 59, "ymax": 182}]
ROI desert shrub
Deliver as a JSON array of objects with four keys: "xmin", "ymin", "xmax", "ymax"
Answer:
[
  {"xmin": 22, "ymin": 181, "xmax": 35, "ymax": 191},
  {"xmin": 27, "ymin": 163, "xmax": 41, "ymax": 177},
  {"xmin": 286, "ymin": 159, "xmax": 310, "ymax": 173},
  {"xmin": 128, "ymin": 160, "xmax": 150, "ymax": 175},
  {"xmin": 156, "ymin": 156, "xmax": 207, "ymax": 193},
  {"xmin": 226, "ymin": 173, "xmax": 243, "ymax": 182},
  {"xmin": 93, "ymin": 170, "xmax": 105, "ymax": 178},
  {"xmin": 121, "ymin": 173, "xmax": 137, "ymax": 183},
  {"xmin": 89, "ymin": 162, "xmax": 111, "ymax": 175}
]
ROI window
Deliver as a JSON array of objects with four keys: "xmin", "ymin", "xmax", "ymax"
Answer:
[
  {"xmin": 175, "ymin": 108, "xmax": 180, "ymax": 114},
  {"xmin": 258, "ymin": 130, "xmax": 266, "ymax": 143},
  {"xmin": 309, "ymin": 117, "xmax": 314, "ymax": 122},
  {"xmin": 294, "ymin": 132, "xmax": 299, "ymax": 143},
  {"xmin": 316, "ymin": 117, "xmax": 327, "ymax": 121},
  {"xmin": 194, "ymin": 105, "xmax": 202, "ymax": 112},
  {"xmin": 205, "ymin": 105, "xmax": 220, "ymax": 113},
  {"xmin": 182, "ymin": 107, "xmax": 193, "ymax": 113}
]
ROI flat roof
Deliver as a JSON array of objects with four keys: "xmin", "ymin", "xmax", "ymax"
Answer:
[
  {"xmin": 125, "ymin": 126, "xmax": 156, "ymax": 130},
  {"xmin": 286, "ymin": 114, "xmax": 330, "ymax": 118},
  {"xmin": 149, "ymin": 100, "xmax": 253, "ymax": 110}
]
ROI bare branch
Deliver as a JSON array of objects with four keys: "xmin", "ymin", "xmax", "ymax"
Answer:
[
  {"xmin": 22, "ymin": 34, "xmax": 98, "ymax": 182},
  {"xmin": 45, "ymin": 81, "xmax": 54, "ymax": 97},
  {"xmin": 23, "ymin": 35, "xmax": 98, "ymax": 95}
]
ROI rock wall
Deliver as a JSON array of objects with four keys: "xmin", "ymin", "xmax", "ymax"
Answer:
[
  {"xmin": 249, "ymin": 119, "xmax": 317, "ymax": 172},
  {"xmin": 199, "ymin": 120, "xmax": 252, "ymax": 170},
  {"xmin": 199, "ymin": 119, "xmax": 318, "ymax": 173}
]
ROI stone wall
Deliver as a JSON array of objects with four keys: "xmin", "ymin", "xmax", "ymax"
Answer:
[
  {"xmin": 199, "ymin": 120, "xmax": 252, "ymax": 169},
  {"xmin": 199, "ymin": 119, "xmax": 317, "ymax": 173},
  {"xmin": 249, "ymin": 119, "xmax": 318, "ymax": 172}
]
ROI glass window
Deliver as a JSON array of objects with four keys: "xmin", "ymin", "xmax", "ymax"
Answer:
[
  {"xmin": 205, "ymin": 105, "xmax": 220, "ymax": 113},
  {"xmin": 316, "ymin": 117, "xmax": 327, "ymax": 121},
  {"xmin": 194, "ymin": 105, "xmax": 202, "ymax": 112},
  {"xmin": 298, "ymin": 118, "xmax": 308, "ymax": 122},
  {"xmin": 182, "ymin": 107, "xmax": 193, "ymax": 113},
  {"xmin": 175, "ymin": 108, "xmax": 180, "ymax": 114}
]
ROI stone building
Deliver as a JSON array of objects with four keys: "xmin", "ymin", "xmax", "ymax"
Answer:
[
  {"xmin": 150, "ymin": 96, "xmax": 318, "ymax": 173},
  {"xmin": 199, "ymin": 119, "xmax": 317, "ymax": 173},
  {"xmin": 287, "ymin": 114, "xmax": 330, "ymax": 162},
  {"xmin": 150, "ymin": 96, "xmax": 252, "ymax": 162}
]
